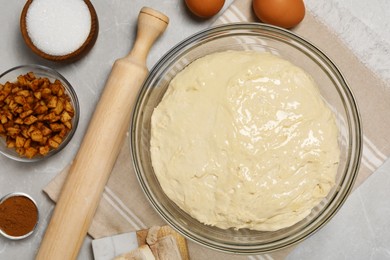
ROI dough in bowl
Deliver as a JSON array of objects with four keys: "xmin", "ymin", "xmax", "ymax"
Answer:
[{"xmin": 150, "ymin": 51, "xmax": 340, "ymax": 231}]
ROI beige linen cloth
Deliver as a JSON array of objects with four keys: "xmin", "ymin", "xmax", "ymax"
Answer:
[{"xmin": 44, "ymin": 0, "xmax": 390, "ymax": 259}]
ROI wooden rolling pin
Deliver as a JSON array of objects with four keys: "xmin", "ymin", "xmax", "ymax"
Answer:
[{"xmin": 36, "ymin": 7, "xmax": 169, "ymax": 260}]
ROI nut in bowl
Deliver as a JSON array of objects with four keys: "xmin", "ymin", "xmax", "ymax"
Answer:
[
  {"xmin": 0, "ymin": 65, "xmax": 79, "ymax": 162},
  {"xmin": 131, "ymin": 23, "xmax": 362, "ymax": 253}
]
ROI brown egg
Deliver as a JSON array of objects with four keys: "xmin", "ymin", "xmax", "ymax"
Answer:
[
  {"xmin": 185, "ymin": 0, "xmax": 225, "ymax": 18},
  {"xmin": 252, "ymin": 0, "xmax": 305, "ymax": 29}
]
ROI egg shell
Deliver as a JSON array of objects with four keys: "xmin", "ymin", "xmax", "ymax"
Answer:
[
  {"xmin": 185, "ymin": 0, "xmax": 225, "ymax": 18},
  {"xmin": 252, "ymin": 0, "xmax": 305, "ymax": 29}
]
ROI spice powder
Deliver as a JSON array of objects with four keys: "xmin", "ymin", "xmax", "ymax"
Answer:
[{"xmin": 0, "ymin": 195, "xmax": 38, "ymax": 237}]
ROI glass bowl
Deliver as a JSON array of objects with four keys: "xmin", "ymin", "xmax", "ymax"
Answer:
[
  {"xmin": 130, "ymin": 23, "xmax": 362, "ymax": 254},
  {"xmin": 0, "ymin": 192, "xmax": 39, "ymax": 240},
  {"xmin": 0, "ymin": 65, "xmax": 79, "ymax": 162}
]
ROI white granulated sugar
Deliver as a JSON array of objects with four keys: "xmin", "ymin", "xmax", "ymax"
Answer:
[{"xmin": 26, "ymin": 0, "xmax": 91, "ymax": 56}]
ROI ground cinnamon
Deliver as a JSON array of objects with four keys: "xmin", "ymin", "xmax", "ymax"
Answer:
[{"xmin": 0, "ymin": 195, "xmax": 38, "ymax": 237}]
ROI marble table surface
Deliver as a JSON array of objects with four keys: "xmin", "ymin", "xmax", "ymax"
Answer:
[{"xmin": 1, "ymin": 0, "xmax": 389, "ymax": 259}]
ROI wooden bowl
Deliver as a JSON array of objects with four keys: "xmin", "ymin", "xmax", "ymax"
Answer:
[{"xmin": 20, "ymin": 0, "xmax": 99, "ymax": 62}]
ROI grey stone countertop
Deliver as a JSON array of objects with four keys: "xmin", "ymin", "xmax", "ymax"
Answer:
[{"xmin": 1, "ymin": 0, "xmax": 389, "ymax": 259}]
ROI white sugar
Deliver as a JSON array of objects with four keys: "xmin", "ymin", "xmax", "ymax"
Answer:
[{"xmin": 26, "ymin": 0, "xmax": 92, "ymax": 56}]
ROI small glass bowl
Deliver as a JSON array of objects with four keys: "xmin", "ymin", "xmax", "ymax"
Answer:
[
  {"xmin": 131, "ymin": 23, "xmax": 362, "ymax": 254},
  {"xmin": 0, "ymin": 65, "xmax": 79, "ymax": 162},
  {"xmin": 0, "ymin": 192, "xmax": 39, "ymax": 240}
]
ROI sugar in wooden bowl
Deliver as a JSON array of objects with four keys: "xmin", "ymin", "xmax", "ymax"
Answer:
[{"xmin": 20, "ymin": 0, "xmax": 99, "ymax": 62}]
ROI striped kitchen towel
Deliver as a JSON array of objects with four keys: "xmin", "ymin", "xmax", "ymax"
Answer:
[{"xmin": 44, "ymin": 0, "xmax": 390, "ymax": 259}]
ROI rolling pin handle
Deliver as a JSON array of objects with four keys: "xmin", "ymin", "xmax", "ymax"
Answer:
[{"xmin": 128, "ymin": 7, "xmax": 169, "ymax": 62}]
